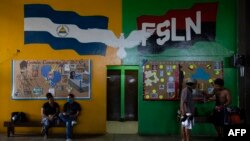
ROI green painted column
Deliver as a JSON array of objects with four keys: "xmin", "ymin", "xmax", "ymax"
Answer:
[{"xmin": 120, "ymin": 68, "xmax": 125, "ymax": 119}]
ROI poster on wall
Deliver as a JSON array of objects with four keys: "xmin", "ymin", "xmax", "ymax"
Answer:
[
  {"xmin": 12, "ymin": 59, "xmax": 91, "ymax": 100},
  {"xmin": 143, "ymin": 61, "xmax": 223, "ymax": 101}
]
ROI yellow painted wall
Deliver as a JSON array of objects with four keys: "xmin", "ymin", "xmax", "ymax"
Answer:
[{"xmin": 0, "ymin": 0, "xmax": 121, "ymax": 134}]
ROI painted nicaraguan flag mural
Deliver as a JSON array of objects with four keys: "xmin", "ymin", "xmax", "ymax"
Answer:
[{"xmin": 24, "ymin": 4, "xmax": 109, "ymax": 55}]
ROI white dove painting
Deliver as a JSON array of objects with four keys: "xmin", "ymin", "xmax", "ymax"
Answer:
[
  {"xmin": 25, "ymin": 18, "xmax": 152, "ymax": 59},
  {"xmin": 74, "ymin": 28, "xmax": 153, "ymax": 59}
]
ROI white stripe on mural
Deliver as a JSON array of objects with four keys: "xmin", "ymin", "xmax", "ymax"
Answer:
[{"xmin": 25, "ymin": 18, "xmax": 118, "ymax": 45}]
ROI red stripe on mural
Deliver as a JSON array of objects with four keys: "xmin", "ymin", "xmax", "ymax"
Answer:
[{"xmin": 137, "ymin": 2, "xmax": 218, "ymax": 30}]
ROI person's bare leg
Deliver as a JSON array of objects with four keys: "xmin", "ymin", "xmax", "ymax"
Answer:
[
  {"xmin": 185, "ymin": 128, "xmax": 190, "ymax": 141},
  {"xmin": 181, "ymin": 126, "xmax": 186, "ymax": 141}
]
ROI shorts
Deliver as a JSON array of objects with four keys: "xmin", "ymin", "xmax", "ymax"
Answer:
[
  {"xmin": 213, "ymin": 106, "xmax": 229, "ymax": 126},
  {"xmin": 181, "ymin": 117, "xmax": 194, "ymax": 129}
]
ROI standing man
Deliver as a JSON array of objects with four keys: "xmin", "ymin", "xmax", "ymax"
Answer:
[
  {"xmin": 208, "ymin": 78, "xmax": 231, "ymax": 139},
  {"xmin": 180, "ymin": 78, "xmax": 197, "ymax": 141},
  {"xmin": 59, "ymin": 93, "xmax": 81, "ymax": 141},
  {"xmin": 41, "ymin": 93, "xmax": 60, "ymax": 138}
]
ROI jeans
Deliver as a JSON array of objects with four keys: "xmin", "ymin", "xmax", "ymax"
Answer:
[
  {"xmin": 41, "ymin": 116, "xmax": 58, "ymax": 135},
  {"xmin": 59, "ymin": 113, "xmax": 76, "ymax": 139}
]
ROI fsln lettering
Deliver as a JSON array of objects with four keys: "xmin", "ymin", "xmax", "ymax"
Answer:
[{"xmin": 141, "ymin": 11, "xmax": 201, "ymax": 46}]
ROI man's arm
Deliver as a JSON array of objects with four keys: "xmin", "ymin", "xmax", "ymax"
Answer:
[
  {"xmin": 72, "ymin": 103, "xmax": 81, "ymax": 118},
  {"xmin": 41, "ymin": 107, "xmax": 47, "ymax": 118},
  {"xmin": 204, "ymin": 89, "xmax": 216, "ymax": 101},
  {"xmin": 52, "ymin": 103, "xmax": 60, "ymax": 118},
  {"xmin": 208, "ymin": 94, "xmax": 216, "ymax": 101},
  {"xmin": 62, "ymin": 103, "xmax": 67, "ymax": 115},
  {"xmin": 224, "ymin": 89, "xmax": 231, "ymax": 106},
  {"xmin": 180, "ymin": 90, "xmax": 187, "ymax": 115},
  {"xmin": 56, "ymin": 103, "xmax": 60, "ymax": 114},
  {"xmin": 180, "ymin": 100, "xmax": 186, "ymax": 116},
  {"xmin": 73, "ymin": 111, "xmax": 80, "ymax": 118}
]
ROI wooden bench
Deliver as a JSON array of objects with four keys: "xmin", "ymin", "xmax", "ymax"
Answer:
[{"xmin": 3, "ymin": 121, "xmax": 65, "ymax": 137}]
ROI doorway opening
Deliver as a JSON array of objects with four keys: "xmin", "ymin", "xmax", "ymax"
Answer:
[{"xmin": 106, "ymin": 66, "xmax": 138, "ymax": 134}]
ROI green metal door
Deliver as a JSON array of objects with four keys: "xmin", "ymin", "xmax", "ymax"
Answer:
[{"xmin": 107, "ymin": 66, "xmax": 139, "ymax": 121}]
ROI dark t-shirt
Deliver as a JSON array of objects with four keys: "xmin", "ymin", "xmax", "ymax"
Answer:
[
  {"xmin": 63, "ymin": 101, "xmax": 81, "ymax": 116},
  {"xmin": 42, "ymin": 102, "xmax": 59, "ymax": 116}
]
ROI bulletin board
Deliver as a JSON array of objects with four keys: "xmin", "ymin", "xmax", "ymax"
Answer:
[
  {"xmin": 143, "ymin": 61, "xmax": 223, "ymax": 100},
  {"xmin": 12, "ymin": 59, "xmax": 91, "ymax": 100}
]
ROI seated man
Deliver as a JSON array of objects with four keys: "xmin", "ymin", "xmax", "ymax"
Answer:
[
  {"xmin": 41, "ymin": 93, "xmax": 60, "ymax": 138},
  {"xmin": 59, "ymin": 93, "xmax": 81, "ymax": 141}
]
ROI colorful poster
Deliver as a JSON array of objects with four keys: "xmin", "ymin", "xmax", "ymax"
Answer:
[
  {"xmin": 12, "ymin": 59, "xmax": 91, "ymax": 99},
  {"xmin": 143, "ymin": 61, "xmax": 223, "ymax": 100}
]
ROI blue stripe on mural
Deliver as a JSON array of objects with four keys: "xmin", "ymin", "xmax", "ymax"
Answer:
[
  {"xmin": 24, "ymin": 4, "xmax": 108, "ymax": 29},
  {"xmin": 25, "ymin": 31, "xmax": 106, "ymax": 55}
]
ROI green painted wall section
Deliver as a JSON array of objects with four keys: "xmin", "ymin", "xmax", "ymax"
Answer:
[{"xmin": 122, "ymin": 0, "xmax": 237, "ymax": 135}]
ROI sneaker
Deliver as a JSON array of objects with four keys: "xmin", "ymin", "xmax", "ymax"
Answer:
[
  {"xmin": 71, "ymin": 120, "xmax": 77, "ymax": 126},
  {"xmin": 66, "ymin": 138, "xmax": 72, "ymax": 141}
]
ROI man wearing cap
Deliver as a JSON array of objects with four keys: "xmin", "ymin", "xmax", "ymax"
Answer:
[
  {"xmin": 180, "ymin": 78, "xmax": 197, "ymax": 141},
  {"xmin": 59, "ymin": 93, "xmax": 81, "ymax": 141},
  {"xmin": 41, "ymin": 92, "xmax": 60, "ymax": 138}
]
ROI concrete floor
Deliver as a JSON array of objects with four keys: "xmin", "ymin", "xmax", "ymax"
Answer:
[
  {"xmin": 106, "ymin": 121, "xmax": 138, "ymax": 134},
  {"xmin": 0, "ymin": 133, "xmax": 217, "ymax": 141},
  {"xmin": 0, "ymin": 121, "xmax": 219, "ymax": 141}
]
